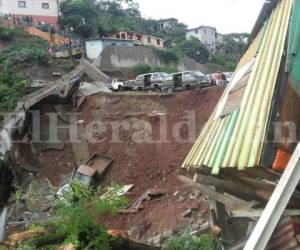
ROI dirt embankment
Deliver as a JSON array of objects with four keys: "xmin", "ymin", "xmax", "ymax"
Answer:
[{"xmin": 37, "ymin": 87, "xmax": 224, "ymax": 240}]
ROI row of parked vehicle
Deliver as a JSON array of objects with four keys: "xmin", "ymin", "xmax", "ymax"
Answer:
[{"xmin": 109, "ymin": 70, "xmax": 233, "ymax": 92}]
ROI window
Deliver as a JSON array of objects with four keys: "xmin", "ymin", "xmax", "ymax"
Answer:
[
  {"xmin": 116, "ymin": 34, "xmax": 120, "ymax": 39},
  {"xmin": 18, "ymin": 1, "xmax": 26, "ymax": 8},
  {"xmin": 152, "ymin": 74, "xmax": 160, "ymax": 80},
  {"xmin": 157, "ymin": 39, "xmax": 160, "ymax": 45},
  {"xmin": 147, "ymin": 37, "xmax": 151, "ymax": 43},
  {"xmin": 42, "ymin": 2, "xmax": 50, "ymax": 9},
  {"xmin": 183, "ymin": 73, "xmax": 194, "ymax": 81},
  {"xmin": 195, "ymin": 29, "xmax": 198, "ymax": 34}
]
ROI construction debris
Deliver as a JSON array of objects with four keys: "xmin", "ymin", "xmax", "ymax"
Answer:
[{"xmin": 120, "ymin": 189, "xmax": 166, "ymax": 214}]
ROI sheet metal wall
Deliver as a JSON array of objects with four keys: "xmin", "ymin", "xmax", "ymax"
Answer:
[{"xmin": 182, "ymin": 0, "xmax": 293, "ymax": 174}]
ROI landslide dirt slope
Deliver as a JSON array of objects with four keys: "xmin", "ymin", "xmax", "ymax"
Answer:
[{"xmin": 38, "ymin": 87, "xmax": 224, "ymax": 240}]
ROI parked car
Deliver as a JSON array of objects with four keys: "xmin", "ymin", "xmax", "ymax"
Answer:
[
  {"xmin": 206, "ymin": 73, "xmax": 217, "ymax": 85},
  {"xmin": 110, "ymin": 79, "xmax": 124, "ymax": 91},
  {"xmin": 171, "ymin": 71, "xmax": 208, "ymax": 90},
  {"xmin": 134, "ymin": 72, "xmax": 173, "ymax": 91},
  {"xmin": 223, "ymin": 72, "xmax": 233, "ymax": 84}
]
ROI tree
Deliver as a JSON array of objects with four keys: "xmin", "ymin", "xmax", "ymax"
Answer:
[
  {"xmin": 59, "ymin": 0, "xmax": 98, "ymax": 38},
  {"xmin": 172, "ymin": 37, "xmax": 209, "ymax": 64}
]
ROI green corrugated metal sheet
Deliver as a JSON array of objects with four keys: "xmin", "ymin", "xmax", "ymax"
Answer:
[
  {"xmin": 288, "ymin": 0, "xmax": 300, "ymax": 93},
  {"xmin": 182, "ymin": 0, "xmax": 293, "ymax": 174}
]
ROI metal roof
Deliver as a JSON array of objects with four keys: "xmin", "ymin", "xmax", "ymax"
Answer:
[{"xmin": 182, "ymin": 0, "xmax": 293, "ymax": 174}]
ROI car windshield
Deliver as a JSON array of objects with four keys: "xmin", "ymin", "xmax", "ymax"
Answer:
[
  {"xmin": 165, "ymin": 75, "xmax": 173, "ymax": 80},
  {"xmin": 158, "ymin": 72, "xmax": 168, "ymax": 78}
]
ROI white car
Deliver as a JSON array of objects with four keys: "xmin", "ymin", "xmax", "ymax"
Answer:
[{"xmin": 111, "ymin": 79, "xmax": 124, "ymax": 91}]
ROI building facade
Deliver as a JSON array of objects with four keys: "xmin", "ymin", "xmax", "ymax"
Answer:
[
  {"xmin": 0, "ymin": 0, "xmax": 59, "ymax": 27},
  {"xmin": 158, "ymin": 18, "xmax": 178, "ymax": 31},
  {"xmin": 108, "ymin": 30, "xmax": 164, "ymax": 49},
  {"xmin": 85, "ymin": 38, "xmax": 134, "ymax": 60},
  {"xmin": 186, "ymin": 26, "xmax": 223, "ymax": 53}
]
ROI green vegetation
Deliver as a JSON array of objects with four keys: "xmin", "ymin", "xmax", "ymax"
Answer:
[
  {"xmin": 163, "ymin": 231, "xmax": 221, "ymax": 250},
  {"xmin": 45, "ymin": 182, "xmax": 126, "ymax": 249},
  {"xmin": 0, "ymin": 72, "xmax": 26, "ymax": 111},
  {"xmin": 0, "ymin": 25, "xmax": 24, "ymax": 40},
  {"xmin": 0, "ymin": 38, "xmax": 48, "ymax": 111},
  {"xmin": 134, "ymin": 64, "xmax": 177, "ymax": 75},
  {"xmin": 210, "ymin": 52, "xmax": 238, "ymax": 72},
  {"xmin": 171, "ymin": 37, "xmax": 209, "ymax": 64},
  {"xmin": 0, "ymin": 38, "xmax": 48, "ymax": 68},
  {"xmin": 152, "ymin": 47, "xmax": 178, "ymax": 64}
]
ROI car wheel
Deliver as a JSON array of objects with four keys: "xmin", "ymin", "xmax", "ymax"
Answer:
[{"xmin": 118, "ymin": 85, "xmax": 124, "ymax": 92}]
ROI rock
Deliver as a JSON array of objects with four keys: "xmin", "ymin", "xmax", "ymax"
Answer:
[
  {"xmin": 129, "ymin": 221, "xmax": 151, "ymax": 240},
  {"xmin": 23, "ymin": 179, "xmax": 55, "ymax": 212},
  {"xmin": 196, "ymin": 218, "xmax": 205, "ymax": 225},
  {"xmin": 177, "ymin": 196, "xmax": 186, "ymax": 203},
  {"xmin": 191, "ymin": 223, "xmax": 200, "ymax": 231},
  {"xmin": 161, "ymin": 230, "xmax": 174, "ymax": 240},
  {"xmin": 147, "ymin": 233, "xmax": 162, "ymax": 245}
]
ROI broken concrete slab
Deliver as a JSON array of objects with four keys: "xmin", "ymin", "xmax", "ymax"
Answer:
[
  {"xmin": 81, "ymin": 59, "xmax": 110, "ymax": 83},
  {"xmin": 78, "ymin": 82, "xmax": 112, "ymax": 97}
]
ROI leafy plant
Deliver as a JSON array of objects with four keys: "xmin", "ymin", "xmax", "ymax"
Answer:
[
  {"xmin": 163, "ymin": 231, "xmax": 221, "ymax": 250},
  {"xmin": 171, "ymin": 37, "xmax": 209, "ymax": 64},
  {"xmin": 133, "ymin": 63, "xmax": 152, "ymax": 75},
  {"xmin": 0, "ymin": 38, "xmax": 49, "ymax": 68},
  {"xmin": 0, "ymin": 25, "xmax": 24, "ymax": 40},
  {"xmin": 52, "ymin": 182, "xmax": 128, "ymax": 249},
  {"xmin": 0, "ymin": 71, "xmax": 26, "ymax": 111},
  {"xmin": 152, "ymin": 47, "xmax": 178, "ymax": 64}
]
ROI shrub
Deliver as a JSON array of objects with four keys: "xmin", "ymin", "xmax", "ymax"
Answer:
[
  {"xmin": 163, "ymin": 231, "xmax": 221, "ymax": 250},
  {"xmin": 52, "ymin": 182, "xmax": 128, "ymax": 249},
  {"xmin": 0, "ymin": 38, "xmax": 49, "ymax": 67},
  {"xmin": 133, "ymin": 63, "xmax": 152, "ymax": 75},
  {"xmin": 0, "ymin": 71, "xmax": 26, "ymax": 112},
  {"xmin": 0, "ymin": 25, "xmax": 24, "ymax": 40},
  {"xmin": 152, "ymin": 47, "xmax": 179, "ymax": 64},
  {"xmin": 210, "ymin": 52, "xmax": 237, "ymax": 72}
]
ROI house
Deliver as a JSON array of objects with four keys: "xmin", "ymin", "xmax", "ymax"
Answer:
[
  {"xmin": 85, "ymin": 38, "xmax": 135, "ymax": 60},
  {"xmin": 186, "ymin": 26, "xmax": 220, "ymax": 53},
  {"xmin": 0, "ymin": 0, "xmax": 59, "ymax": 27},
  {"xmin": 158, "ymin": 18, "xmax": 178, "ymax": 31},
  {"xmin": 108, "ymin": 29, "xmax": 164, "ymax": 49}
]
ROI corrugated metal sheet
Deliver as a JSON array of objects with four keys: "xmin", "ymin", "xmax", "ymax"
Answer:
[{"xmin": 182, "ymin": 0, "xmax": 293, "ymax": 174}]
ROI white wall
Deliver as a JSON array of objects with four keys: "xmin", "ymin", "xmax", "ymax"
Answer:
[
  {"xmin": 0, "ymin": 0, "xmax": 58, "ymax": 17},
  {"xmin": 86, "ymin": 40, "xmax": 104, "ymax": 60},
  {"xmin": 186, "ymin": 27, "xmax": 217, "ymax": 52}
]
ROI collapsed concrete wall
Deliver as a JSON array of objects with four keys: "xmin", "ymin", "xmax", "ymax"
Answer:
[{"xmin": 93, "ymin": 45, "xmax": 207, "ymax": 75}]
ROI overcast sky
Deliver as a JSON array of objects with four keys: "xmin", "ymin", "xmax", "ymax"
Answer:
[{"xmin": 136, "ymin": 0, "xmax": 265, "ymax": 34}]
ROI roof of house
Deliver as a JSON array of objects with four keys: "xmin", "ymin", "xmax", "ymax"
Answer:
[
  {"xmin": 85, "ymin": 37, "xmax": 134, "ymax": 43},
  {"xmin": 158, "ymin": 18, "xmax": 178, "ymax": 23},
  {"xmin": 187, "ymin": 26, "xmax": 217, "ymax": 32}
]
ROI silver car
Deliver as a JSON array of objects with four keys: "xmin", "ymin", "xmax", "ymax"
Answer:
[{"xmin": 134, "ymin": 72, "xmax": 174, "ymax": 91}]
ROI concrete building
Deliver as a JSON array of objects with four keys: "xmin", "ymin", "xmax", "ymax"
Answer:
[
  {"xmin": 0, "ymin": 0, "xmax": 59, "ymax": 27},
  {"xmin": 158, "ymin": 18, "xmax": 178, "ymax": 31},
  {"xmin": 108, "ymin": 29, "xmax": 164, "ymax": 49},
  {"xmin": 85, "ymin": 38, "xmax": 134, "ymax": 60},
  {"xmin": 186, "ymin": 26, "xmax": 223, "ymax": 53}
]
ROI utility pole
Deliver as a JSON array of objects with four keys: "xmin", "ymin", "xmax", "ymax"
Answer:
[{"xmin": 65, "ymin": 25, "xmax": 74, "ymax": 63}]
